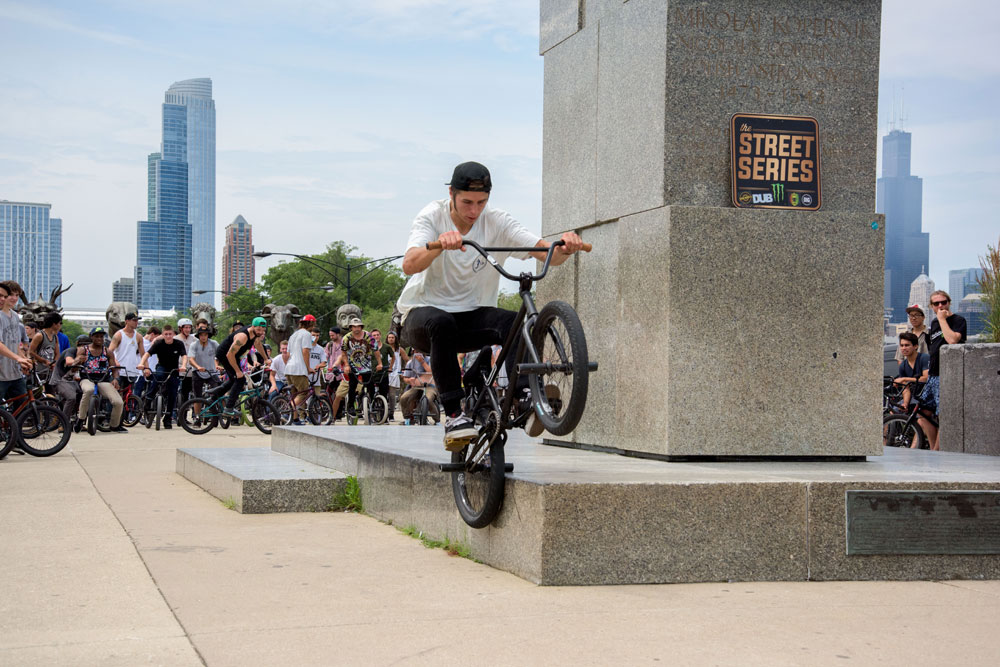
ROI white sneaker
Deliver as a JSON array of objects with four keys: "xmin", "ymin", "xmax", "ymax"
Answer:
[
  {"xmin": 443, "ymin": 413, "xmax": 477, "ymax": 451},
  {"xmin": 525, "ymin": 384, "xmax": 560, "ymax": 437}
]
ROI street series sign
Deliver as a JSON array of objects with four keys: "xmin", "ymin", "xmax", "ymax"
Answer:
[{"xmin": 731, "ymin": 113, "xmax": 821, "ymax": 211}]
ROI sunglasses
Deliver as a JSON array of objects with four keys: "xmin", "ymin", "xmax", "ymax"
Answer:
[{"xmin": 930, "ymin": 300, "xmax": 949, "ymax": 306}]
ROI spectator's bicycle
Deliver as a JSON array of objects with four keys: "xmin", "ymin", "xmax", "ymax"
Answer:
[
  {"xmin": 0, "ymin": 377, "xmax": 71, "ymax": 457},
  {"xmin": 78, "ymin": 365, "xmax": 127, "ymax": 435},
  {"xmin": 177, "ymin": 370, "xmax": 281, "ymax": 435},
  {"xmin": 0, "ymin": 406, "xmax": 22, "ymax": 459},
  {"xmin": 883, "ymin": 383, "xmax": 935, "ymax": 450},
  {"xmin": 118, "ymin": 371, "xmax": 144, "ymax": 427},
  {"xmin": 346, "ymin": 371, "xmax": 389, "ymax": 426},
  {"xmin": 428, "ymin": 238, "xmax": 595, "ymax": 528}
]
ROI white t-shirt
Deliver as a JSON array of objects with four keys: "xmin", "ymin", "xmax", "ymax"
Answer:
[
  {"xmin": 284, "ymin": 328, "xmax": 313, "ymax": 376},
  {"xmin": 309, "ymin": 344, "xmax": 327, "ymax": 386},
  {"xmin": 270, "ymin": 355, "xmax": 288, "ymax": 383},
  {"xmin": 395, "ymin": 199, "xmax": 540, "ymax": 322}
]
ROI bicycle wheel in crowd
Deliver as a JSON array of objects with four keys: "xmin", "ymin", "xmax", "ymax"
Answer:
[
  {"xmin": 882, "ymin": 415, "xmax": 926, "ymax": 449},
  {"xmin": 271, "ymin": 394, "xmax": 294, "ymax": 425},
  {"xmin": 451, "ymin": 412, "xmax": 506, "ymax": 529},
  {"xmin": 0, "ymin": 407, "xmax": 19, "ymax": 459},
  {"xmin": 154, "ymin": 394, "xmax": 164, "ymax": 431},
  {"xmin": 371, "ymin": 395, "xmax": 389, "ymax": 425},
  {"xmin": 17, "ymin": 403, "xmax": 70, "ymax": 457},
  {"xmin": 528, "ymin": 300, "xmax": 589, "ymax": 436},
  {"xmin": 250, "ymin": 398, "xmax": 281, "ymax": 435},
  {"xmin": 416, "ymin": 396, "xmax": 429, "ymax": 426},
  {"xmin": 86, "ymin": 406, "xmax": 97, "ymax": 436},
  {"xmin": 122, "ymin": 395, "xmax": 142, "ymax": 427},
  {"xmin": 96, "ymin": 398, "xmax": 114, "ymax": 432},
  {"xmin": 307, "ymin": 394, "xmax": 334, "ymax": 425},
  {"xmin": 178, "ymin": 398, "xmax": 216, "ymax": 435}
]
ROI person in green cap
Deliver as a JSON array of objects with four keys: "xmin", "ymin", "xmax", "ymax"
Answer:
[{"xmin": 212, "ymin": 316, "xmax": 270, "ymax": 416}]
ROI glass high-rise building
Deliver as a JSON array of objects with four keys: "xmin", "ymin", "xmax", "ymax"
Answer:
[
  {"xmin": 134, "ymin": 78, "xmax": 215, "ymax": 310},
  {"xmin": 165, "ymin": 78, "xmax": 216, "ymax": 298},
  {"xmin": 221, "ymin": 215, "xmax": 255, "ymax": 310},
  {"xmin": 877, "ymin": 129, "xmax": 929, "ymax": 323},
  {"xmin": 949, "ymin": 267, "xmax": 985, "ymax": 303},
  {"xmin": 112, "ymin": 277, "xmax": 135, "ymax": 303},
  {"xmin": 0, "ymin": 201, "xmax": 62, "ymax": 305}
]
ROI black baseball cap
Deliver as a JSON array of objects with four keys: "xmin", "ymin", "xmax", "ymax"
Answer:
[
  {"xmin": 125, "ymin": 312, "xmax": 140, "ymax": 321},
  {"xmin": 447, "ymin": 161, "xmax": 492, "ymax": 193}
]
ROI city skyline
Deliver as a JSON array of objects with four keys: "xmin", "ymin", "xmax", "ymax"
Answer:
[{"xmin": 1, "ymin": 1, "xmax": 997, "ymax": 308}]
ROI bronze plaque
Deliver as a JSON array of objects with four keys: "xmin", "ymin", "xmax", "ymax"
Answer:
[
  {"xmin": 846, "ymin": 490, "xmax": 1000, "ymax": 555},
  {"xmin": 731, "ymin": 113, "xmax": 821, "ymax": 211}
]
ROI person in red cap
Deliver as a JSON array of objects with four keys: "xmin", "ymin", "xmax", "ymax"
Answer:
[{"xmin": 284, "ymin": 313, "xmax": 316, "ymax": 424}]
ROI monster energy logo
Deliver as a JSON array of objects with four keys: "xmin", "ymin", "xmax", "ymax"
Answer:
[{"xmin": 771, "ymin": 183, "xmax": 785, "ymax": 203}]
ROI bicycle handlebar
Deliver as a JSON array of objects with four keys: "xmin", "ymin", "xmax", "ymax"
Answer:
[
  {"xmin": 425, "ymin": 239, "xmax": 592, "ymax": 252},
  {"xmin": 424, "ymin": 239, "xmax": 592, "ymax": 283}
]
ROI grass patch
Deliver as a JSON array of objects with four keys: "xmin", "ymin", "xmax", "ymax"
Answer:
[
  {"xmin": 221, "ymin": 496, "xmax": 237, "ymax": 510},
  {"xmin": 398, "ymin": 525, "xmax": 475, "ymax": 560},
  {"xmin": 329, "ymin": 476, "xmax": 363, "ymax": 512}
]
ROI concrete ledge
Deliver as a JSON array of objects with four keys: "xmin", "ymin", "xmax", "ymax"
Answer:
[
  {"xmin": 271, "ymin": 426, "xmax": 1000, "ymax": 585},
  {"xmin": 177, "ymin": 447, "xmax": 347, "ymax": 514}
]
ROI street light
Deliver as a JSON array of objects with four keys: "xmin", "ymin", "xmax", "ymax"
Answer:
[
  {"xmin": 193, "ymin": 284, "xmax": 337, "ymax": 311},
  {"xmin": 252, "ymin": 251, "xmax": 403, "ymax": 304}
]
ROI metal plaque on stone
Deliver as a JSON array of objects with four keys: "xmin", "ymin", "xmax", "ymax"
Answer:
[
  {"xmin": 731, "ymin": 113, "xmax": 821, "ymax": 211},
  {"xmin": 845, "ymin": 490, "xmax": 1000, "ymax": 555}
]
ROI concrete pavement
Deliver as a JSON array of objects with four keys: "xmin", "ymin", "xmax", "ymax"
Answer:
[{"xmin": 2, "ymin": 426, "xmax": 1000, "ymax": 666}]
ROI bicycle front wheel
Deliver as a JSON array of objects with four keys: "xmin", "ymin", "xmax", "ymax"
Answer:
[
  {"xmin": 0, "ymin": 407, "xmax": 19, "ymax": 459},
  {"xmin": 527, "ymin": 300, "xmax": 589, "ymax": 436},
  {"xmin": 452, "ymin": 424, "xmax": 506, "ymax": 529},
  {"xmin": 371, "ymin": 395, "xmax": 389, "ymax": 425},
  {"xmin": 154, "ymin": 395, "xmax": 163, "ymax": 431},
  {"xmin": 307, "ymin": 394, "xmax": 334, "ymax": 425},
  {"xmin": 271, "ymin": 394, "xmax": 294, "ymax": 425},
  {"xmin": 122, "ymin": 395, "xmax": 142, "ymax": 427},
  {"xmin": 17, "ymin": 404, "xmax": 70, "ymax": 457},
  {"xmin": 250, "ymin": 398, "xmax": 281, "ymax": 435},
  {"xmin": 883, "ymin": 415, "xmax": 926, "ymax": 449},
  {"xmin": 178, "ymin": 398, "xmax": 216, "ymax": 435}
]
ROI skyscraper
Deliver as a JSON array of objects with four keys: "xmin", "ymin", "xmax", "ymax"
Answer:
[
  {"xmin": 949, "ymin": 267, "xmax": 985, "ymax": 303},
  {"xmin": 134, "ymin": 78, "xmax": 215, "ymax": 311},
  {"xmin": 907, "ymin": 269, "xmax": 934, "ymax": 320},
  {"xmin": 0, "ymin": 201, "xmax": 62, "ymax": 305},
  {"xmin": 165, "ymin": 78, "xmax": 216, "ymax": 297},
  {"xmin": 221, "ymin": 215, "xmax": 255, "ymax": 309},
  {"xmin": 877, "ymin": 129, "xmax": 929, "ymax": 322},
  {"xmin": 112, "ymin": 277, "xmax": 135, "ymax": 303}
]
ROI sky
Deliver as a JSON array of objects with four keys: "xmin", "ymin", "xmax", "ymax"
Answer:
[{"xmin": 1, "ymin": 0, "xmax": 997, "ymax": 309}]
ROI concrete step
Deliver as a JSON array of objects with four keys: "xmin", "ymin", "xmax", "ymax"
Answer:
[
  {"xmin": 177, "ymin": 447, "xmax": 347, "ymax": 514},
  {"xmin": 270, "ymin": 425, "xmax": 1000, "ymax": 585}
]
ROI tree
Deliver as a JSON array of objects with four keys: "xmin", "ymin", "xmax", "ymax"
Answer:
[
  {"xmin": 978, "ymin": 236, "xmax": 1000, "ymax": 343},
  {"xmin": 61, "ymin": 319, "xmax": 84, "ymax": 342}
]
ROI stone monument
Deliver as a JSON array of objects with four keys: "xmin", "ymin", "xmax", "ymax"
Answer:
[{"xmin": 538, "ymin": 0, "xmax": 884, "ymax": 458}]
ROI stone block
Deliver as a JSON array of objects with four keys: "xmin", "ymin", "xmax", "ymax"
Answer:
[
  {"xmin": 581, "ymin": 0, "xmax": 627, "ymax": 29},
  {"xmin": 595, "ymin": 0, "xmax": 668, "ymax": 222},
  {"xmin": 939, "ymin": 346, "xmax": 965, "ymax": 452},
  {"xmin": 542, "ymin": 25, "xmax": 598, "ymax": 237},
  {"xmin": 540, "ymin": 0, "xmax": 581, "ymax": 54}
]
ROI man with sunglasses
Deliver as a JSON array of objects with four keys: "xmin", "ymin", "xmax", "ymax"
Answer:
[{"xmin": 920, "ymin": 290, "xmax": 967, "ymax": 450}]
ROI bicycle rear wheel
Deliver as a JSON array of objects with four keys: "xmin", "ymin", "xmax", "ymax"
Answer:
[
  {"xmin": 527, "ymin": 300, "xmax": 589, "ymax": 436},
  {"xmin": 451, "ymin": 414, "xmax": 506, "ymax": 528},
  {"xmin": 883, "ymin": 415, "xmax": 926, "ymax": 449},
  {"xmin": 271, "ymin": 394, "xmax": 294, "ymax": 425},
  {"xmin": 371, "ymin": 395, "xmax": 389, "ymax": 425},
  {"xmin": 250, "ymin": 398, "xmax": 281, "ymax": 435},
  {"xmin": 178, "ymin": 398, "xmax": 217, "ymax": 435},
  {"xmin": 17, "ymin": 404, "xmax": 70, "ymax": 456},
  {"xmin": 0, "ymin": 407, "xmax": 19, "ymax": 459}
]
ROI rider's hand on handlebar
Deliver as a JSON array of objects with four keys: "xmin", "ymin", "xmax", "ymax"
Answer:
[
  {"xmin": 437, "ymin": 230, "xmax": 466, "ymax": 251},
  {"xmin": 556, "ymin": 231, "xmax": 585, "ymax": 255}
]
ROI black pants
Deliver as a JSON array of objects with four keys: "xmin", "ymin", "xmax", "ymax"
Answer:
[
  {"xmin": 402, "ymin": 306, "xmax": 517, "ymax": 415},
  {"xmin": 214, "ymin": 356, "xmax": 245, "ymax": 409},
  {"xmin": 347, "ymin": 371, "xmax": 373, "ymax": 413}
]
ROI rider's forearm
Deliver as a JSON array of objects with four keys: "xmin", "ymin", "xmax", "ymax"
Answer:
[{"xmin": 402, "ymin": 246, "xmax": 441, "ymax": 275}]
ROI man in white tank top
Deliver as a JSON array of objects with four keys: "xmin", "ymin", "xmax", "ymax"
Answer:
[{"xmin": 108, "ymin": 312, "xmax": 145, "ymax": 391}]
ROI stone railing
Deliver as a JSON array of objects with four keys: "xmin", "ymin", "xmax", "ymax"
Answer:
[{"xmin": 940, "ymin": 344, "xmax": 1000, "ymax": 456}]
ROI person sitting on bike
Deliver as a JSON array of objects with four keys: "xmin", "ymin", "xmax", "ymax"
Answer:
[
  {"xmin": 396, "ymin": 161, "xmax": 583, "ymax": 449},
  {"xmin": 76, "ymin": 327, "xmax": 126, "ymax": 433},
  {"xmin": 340, "ymin": 317, "xmax": 382, "ymax": 419},
  {"xmin": 188, "ymin": 325, "xmax": 220, "ymax": 398},
  {"xmin": 399, "ymin": 351, "xmax": 439, "ymax": 425},
  {"xmin": 107, "ymin": 312, "xmax": 145, "ymax": 394},
  {"xmin": 325, "ymin": 326, "xmax": 349, "ymax": 421},
  {"xmin": 0, "ymin": 281, "xmax": 33, "ymax": 412},
  {"xmin": 268, "ymin": 340, "xmax": 290, "ymax": 402},
  {"xmin": 284, "ymin": 314, "xmax": 317, "ymax": 424},
  {"xmin": 893, "ymin": 332, "xmax": 928, "ymax": 411},
  {"xmin": 213, "ymin": 316, "xmax": 271, "ymax": 418},
  {"xmin": 28, "ymin": 312, "xmax": 63, "ymax": 385},
  {"xmin": 51, "ymin": 334, "xmax": 87, "ymax": 421},
  {"xmin": 309, "ymin": 327, "xmax": 327, "ymax": 397},
  {"xmin": 137, "ymin": 324, "xmax": 187, "ymax": 429},
  {"xmin": 370, "ymin": 328, "xmax": 394, "ymax": 405}
]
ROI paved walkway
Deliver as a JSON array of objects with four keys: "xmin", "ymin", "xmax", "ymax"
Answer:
[{"xmin": 2, "ymin": 426, "xmax": 999, "ymax": 666}]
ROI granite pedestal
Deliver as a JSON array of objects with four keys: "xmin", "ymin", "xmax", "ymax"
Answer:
[{"xmin": 939, "ymin": 344, "xmax": 1000, "ymax": 456}]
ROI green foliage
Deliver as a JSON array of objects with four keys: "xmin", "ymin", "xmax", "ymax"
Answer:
[
  {"xmin": 497, "ymin": 290, "xmax": 530, "ymax": 312},
  {"xmin": 61, "ymin": 319, "xmax": 84, "ymax": 341},
  {"xmin": 329, "ymin": 475, "xmax": 363, "ymax": 512},
  {"xmin": 398, "ymin": 525, "xmax": 475, "ymax": 560},
  {"xmin": 222, "ymin": 497, "xmax": 237, "ymax": 510},
  {"xmin": 221, "ymin": 241, "xmax": 406, "ymax": 337},
  {"xmin": 978, "ymin": 236, "xmax": 1000, "ymax": 343}
]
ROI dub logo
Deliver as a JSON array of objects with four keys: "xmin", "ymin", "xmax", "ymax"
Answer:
[{"xmin": 771, "ymin": 183, "xmax": 785, "ymax": 203}]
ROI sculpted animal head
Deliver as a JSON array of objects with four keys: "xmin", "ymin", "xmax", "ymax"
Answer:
[
  {"xmin": 336, "ymin": 303, "xmax": 363, "ymax": 330},
  {"xmin": 18, "ymin": 283, "xmax": 73, "ymax": 329},
  {"xmin": 261, "ymin": 303, "xmax": 301, "ymax": 345},
  {"xmin": 191, "ymin": 302, "xmax": 218, "ymax": 336},
  {"xmin": 105, "ymin": 301, "xmax": 139, "ymax": 336}
]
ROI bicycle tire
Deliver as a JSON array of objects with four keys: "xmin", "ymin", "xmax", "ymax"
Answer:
[
  {"xmin": 882, "ymin": 414, "xmax": 926, "ymax": 449},
  {"xmin": 271, "ymin": 395, "xmax": 294, "ymax": 425},
  {"xmin": 155, "ymin": 394, "xmax": 163, "ymax": 431},
  {"xmin": 416, "ymin": 395, "xmax": 429, "ymax": 426},
  {"xmin": 178, "ymin": 398, "xmax": 217, "ymax": 435},
  {"xmin": 371, "ymin": 394, "xmax": 389, "ymax": 425},
  {"xmin": 250, "ymin": 398, "xmax": 281, "ymax": 435},
  {"xmin": 87, "ymin": 407, "xmax": 97, "ymax": 436},
  {"xmin": 451, "ymin": 419, "xmax": 506, "ymax": 528},
  {"xmin": 17, "ymin": 404, "xmax": 70, "ymax": 456},
  {"xmin": 0, "ymin": 407, "xmax": 19, "ymax": 459},
  {"xmin": 527, "ymin": 300, "xmax": 589, "ymax": 436},
  {"xmin": 122, "ymin": 395, "xmax": 142, "ymax": 427},
  {"xmin": 96, "ymin": 398, "xmax": 113, "ymax": 432},
  {"xmin": 307, "ymin": 394, "xmax": 334, "ymax": 425}
]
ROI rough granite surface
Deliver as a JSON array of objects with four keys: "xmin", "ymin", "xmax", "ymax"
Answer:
[{"xmin": 940, "ymin": 344, "xmax": 1000, "ymax": 456}]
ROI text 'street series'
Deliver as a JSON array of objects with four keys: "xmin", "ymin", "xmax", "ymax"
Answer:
[{"xmin": 731, "ymin": 113, "xmax": 822, "ymax": 211}]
